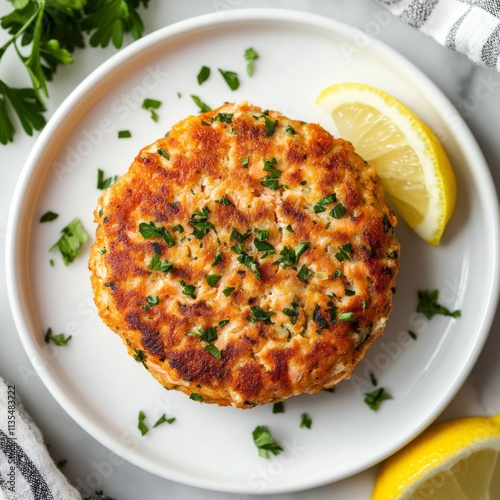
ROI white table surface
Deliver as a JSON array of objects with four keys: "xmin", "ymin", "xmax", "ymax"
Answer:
[{"xmin": 1, "ymin": 1, "xmax": 500, "ymax": 499}]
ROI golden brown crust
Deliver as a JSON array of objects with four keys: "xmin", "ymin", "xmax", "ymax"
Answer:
[{"xmin": 89, "ymin": 102, "xmax": 400, "ymax": 408}]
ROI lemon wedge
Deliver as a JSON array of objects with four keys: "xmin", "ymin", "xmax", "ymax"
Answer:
[
  {"xmin": 372, "ymin": 415, "xmax": 500, "ymax": 499},
  {"xmin": 316, "ymin": 82, "xmax": 456, "ymax": 246}
]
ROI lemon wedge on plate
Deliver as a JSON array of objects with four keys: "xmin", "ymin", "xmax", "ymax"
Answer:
[
  {"xmin": 372, "ymin": 415, "xmax": 500, "ymax": 499},
  {"xmin": 316, "ymin": 83, "xmax": 456, "ymax": 246}
]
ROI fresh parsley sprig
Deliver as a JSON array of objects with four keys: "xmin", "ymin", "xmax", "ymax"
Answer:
[{"xmin": 0, "ymin": 0, "xmax": 150, "ymax": 144}]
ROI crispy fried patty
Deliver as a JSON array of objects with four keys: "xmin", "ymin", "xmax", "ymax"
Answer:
[{"xmin": 89, "ymin": 102, "xmax": 400, "ymax": 408}]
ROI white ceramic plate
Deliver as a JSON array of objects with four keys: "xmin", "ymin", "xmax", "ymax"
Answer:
[{"xmin": 6, "ymin": 9, "xmax": 500, "ymax": 495}]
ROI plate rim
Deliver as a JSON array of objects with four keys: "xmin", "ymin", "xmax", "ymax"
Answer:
[{"xmin": 6, "ymin": 7, "xmax": 500, "ymax": 494}]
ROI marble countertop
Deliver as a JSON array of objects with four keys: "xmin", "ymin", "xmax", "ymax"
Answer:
[{"xmin": 1, "ymin": 1, "xmax": 500, "ymax": 499}]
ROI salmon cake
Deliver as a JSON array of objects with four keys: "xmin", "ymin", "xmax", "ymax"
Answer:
[{"xmin": 89, "ymin": 101, "xmax": 400, "ymax": 408}]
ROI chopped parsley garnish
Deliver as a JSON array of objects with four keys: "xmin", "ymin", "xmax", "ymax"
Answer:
[
  {"xmin": 261, "ymin": 157, "xmax": 283, "ymax": 190},
  {"xmin": 219, "ymin": 319, "xmax": 230, "ymax": 327},
  {"xmin": 297, "ymin": 264, "xmax": 313, "ymax": 283},
  {"xmin": 189, "ymin": 207, "xmax": 214, "ymax": 239},
  {"xmin": 99, "ymin": 248, "xmax": 106, "ymax": 255},
  {"xmin": 118, "ymin": 130, "xmax": 131, "ymax": 139},
  {"xmin": 241, "ymin": 156, "xmax": 249, "ymax": 167},
  {"xmin": 157, "ymin": 148, "xmax": 170, "ymax": 160},
  {"xmin": 141, "ymin": 98, "xmax": 162, "ymax": 122},
  {"xmin": 214, "ymin": 113, "xmax": 233, "ymax": 123},
  {"xmin": 40, "ymin": 211, "xmax": 58, "ymax": 223},
  {"xmin": 218, "ymin": 68, "xmax": 239, "ymax": 90},
  {"xmin": 335, "ymin": 243, "xmax": 352, "ymax": 262},
  {"xmin": 211, "ymin": 251, "xmax": 222, "ymax": 266},
  {"xmin": 285, "ymin": 125, "xmax": 296, "ymax": 135},
  {"xmin": 97, "ymin": 168, "xmax": 118, "ymax": 190},
  {"xmin": 248, "ymin": 306, "xmax": 276, "ymax": 325},
  {"xmin": 205, "ymin": 274, "xmax": 221, "ymax": 287},
  {"xmin": 223, "ymin": 287, "xmax": 235, "ymax": 297},
  {"xmin": 230, "ymin": 228, "xmax": 252, "ymax": 243},
  {"xmin": 370, "ymin": 372, "xmax": 378, "ymax": 387},
  {"xmin": 204, "ymin": 344, "xmax": 222, "ymax": 359},
  {"xmin": 139, "ymin": 221, "xmax": 175, "ymax": 247},
  {"xmin": 300, "ymin": 412, "xmax": 312, "ymax": 429},
  {"xmin": 230, "ymin": 244, "xmax": 261, "ymax": 279},
  {"xmin": 49, "ymin": 218, "xmax": 88, "ymax": 266},
  {"xmin": 191, "ymin": 94, "xmax": 211, "ymax": 113},
  {"xmin": 263, "ymin": 115, "xmax": 278, "ymax": 136},
  {"xmin": 201, "ymin": 120, "xmax": 211, "ymax": 126},
  {"xmin": 272, "ymin": 402, "xmax": 285, "ymax": 414},
  {"xmin": 273, "ymin": 242, "xmax": 310, "ymax": 268},
  {"xmin": 334, "ymin": 269, "xmax": 342, "ymax": 278},
  {"xmin": 345, "ymin": 289, "xmax": 356, "ymax": 297},
  {"xmin": 190, "ymin": 393, "xmax": 204, "ymax": 402},
  {"xmin": 408, "ymin": 330, "xmax": 417, "ymax": 340},
  {"xmin": 197, "ymin": 65, "xmax": 210, "ymax": 85},
  {"xmin": 313, "ymin": 305, "xmax": 329, "ymax": 330},
  {"xmin": 138, "ymin": 411, "xmax": 148, "ymax": 436},
  {"xmin": 149, "ymin": 253, "xmax": 173, "ymax": 273},
  {"xmin": 244, "ymin": 47, "xmax": 258, "ymax": 76},
  {"xmin": 364, "ymin": 387, "xmax": 393, "ymax": 411},
  {"xmin": 256, "ymin": 229, "xmax": 269, "ymax": 240},
  {"xmin": 330, "ymin": 203, "xmax": 346, "ymax": 219},
  {"xmin": 252, "ymin": 426, "xmax": 283, "ymax": 459},
  {"xmin": 179, "ymin": 280, "xmax": 196, "ymax": 299},
  {"xmin": 338, "ymin": 311, "xmax": 356, "ymax": 322},
  {"xmin": 282, "ymin": 302, "xmax": 299, "ymax": 325},
  {"xmin": 362, "ymin": 299, "xmax": 367, "ymax": 308},
  {"xmin": 146, "ymin": 295, "xmax": 159, "ymax": 307},
  {"xmin": 215, "ymin": 195, "xmax": 232, "ymax": 205},
  {"xmin": 285, "ymin": 224, "xmax": 294, "ymax": 233},
  {"xmin": 172, "ymin": 224, "xmax": 184, "ymax": 233},
  {"xmin": 313, "ymin": 193, "xmax": 337, "ymax": 213},
  {"xmin": 133, "ymin": 349, "xmax": 148, "ymax": 369},
  {"xmin": 44, "ymin": 328, "xmax": 72, "ymax": 346},
  {"xmin": 417, "ymin": 290, "xmax": 461, "ymax": 319},
  {"xmin": 254, "ymin": 239, "xmax": 275, "ymax": 255},
  {"xmin": 188, "ymin": 326, "xmax": 218, "ymax": 342},
  {"xmin": 153, "ymin": 414, "xmax": 176, "ymax": 427}
]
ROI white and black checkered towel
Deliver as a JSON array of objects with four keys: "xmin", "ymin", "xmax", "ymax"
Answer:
[
  {"xmin": 0, "ymin": 379, "xmax": 114, "ymax": 500},
  {"xmin": 375, "ymin": 0, "xmax": 500, "ymax": 70}
]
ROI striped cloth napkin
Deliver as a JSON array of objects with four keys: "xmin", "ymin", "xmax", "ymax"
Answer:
[
  {"xmin": 0, "ymin": 378, "xmax": 113, "ymax": 500},
  {"xmin": 375, "ymin": 0, "xmax": 500, "ymax": 70}
]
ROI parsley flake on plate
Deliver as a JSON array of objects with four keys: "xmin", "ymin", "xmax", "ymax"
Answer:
[
  {"xmin": 141, "ymin": 98, "xmax": 162, "ymax": 122},
  {"xmin": 417, "ymin": 290, "xmax": 461, "ymax": 319},
  {"xmin": 244, "ymin": 47, "xmax": 258, "ymax": 76},
  {"xmin": 97, "ymin": 168, "xmax": 118, "ymax": 190},
  {"xmin": 218, "ymin": 68, "xmax": 239, "ymax": 90},
  {"xmin": 44, "ymin": 328, "xmax": 72, "ymax": 346},
  {"xmin": 252, "ymin": 426, "xmax": 283, "ymax": 459},
  {"xmin": 197, "ymin": 65, "xmax": 210, "ymax": 85},
  {"xmin": 40, "ymin": 211, "xmax": 58, "ymax": 223},
  {"xmin": 49, "ymin": 218, "xmax": 88, "ymax": 266},
  {"xmin": 300, "ymin": 412, "xmax": 312, "ymax": 429},
  {"xmin": 364, "ymin": 387, "xmax": 393, "ymax": 411},
  {"xmin": 137, "ymin": 411, "xmax": 148, "ymax": 436},
  {"xmin": 153, "ymin": 413, "xmax": 176, "ymax": 428},
  {"xmin": 191, "ymin": 95, "xmax": 212, "ymax": 113}
]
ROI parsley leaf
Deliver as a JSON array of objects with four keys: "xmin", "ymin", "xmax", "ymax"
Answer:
[
  {"xmin": 138, "ymin": 221, "xmax": 175, "ymax": 247},
  {"xmin": 300, "ymin": 412, "xmax": 312, "ymax": 429},
  {"xmin": 190, "ymin": 393, "xmax": 204, "ymax": 402},
  {"xmin": 364, "ymin": 387, "xmax": 393, "ymax": 411},
  {"xmin": 313, "ymin": 193, "xmax": 337, "ymax": 214},
  {"xmin": 244, "ymin": 47, "xmax": 258, "ymax": 76},
  {"xmin": 179, "ymin": 280, "xmax": 196, "ymax": 299},
  {"xmin": 44, "ymin": 327, "xmax": 72, "ymax": 346},
  {"xmin": 197, "ymin": 65, "xmax": 210, "ymax": 85},
  {"xmin": 40, "ymin": 211, "xmax": 58, "ymax": 223},
  {"xmin": 417, "ymin": 290, "xmax": 461, "ymax": 319},
  {"xmin": 49, "ymin": 218, "xmax": 88, "ymax": 265},
  {"xmin": 141, "ymin": 98, "xmax": 162, "ymax": 122},
  {"xmin": 272, "ymin": 402, "xmax": 285, "ymax": 414},
  {"xmin": 149, "ymin": 253, "xmax": 173, "ymax": 273},
  {"xmin": 230, "ymin": 228, "xmax": 252, "ymax": 243},
  {"xmin": 252, "ymin": 426, "xmax": 283, "ymax": 459},
  {"xmin": 204, "ymin": 344, "xmax": 222, "ymax": 359},
  {"xmin": 223, "ymin": 287, "xmax": 235, "ymax": 297},
  {"xmin": 191, "ymin": 95, "xmax": 211, "ymax": 113},
  {"xmin": 189, "ymin": 206, "xmax": 214, "ymax": 239},
  {"xmin": 137, "ymin": 410, "xmax": 148, "ymax": 436},
  {"xmin": 218, "ymin": 68, "xmax": 239, "ymax": 90},
  {"xmin": 153, "ymin": 413, "xmax": 175, "ymax": 428},
  {"xmin": 248, "ymin": 306, "xmax": 275, "ymax": 325},
  {"xmin": 97, "ymin": 168, "xmax": 118, "ymax": 190},
  {"xmin": 205, "ymin": 274, "xmax": 221, "ymax": 287}
]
